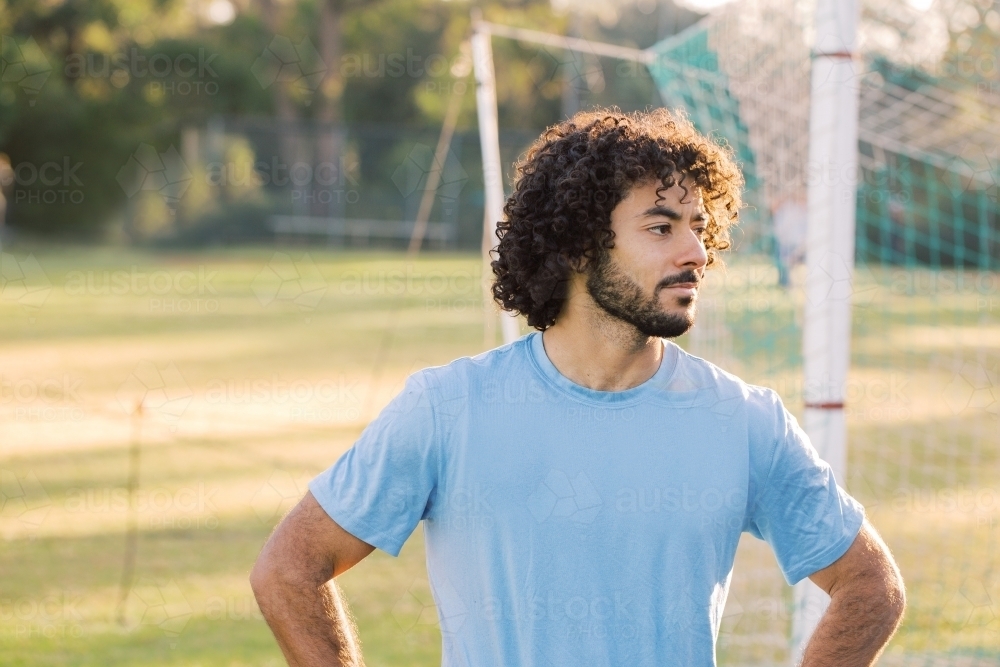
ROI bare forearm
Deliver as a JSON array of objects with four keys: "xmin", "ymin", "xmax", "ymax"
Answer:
[
  {"xmin": 253, "ymin": 574, "xmax": 364, "ymax": 667},
  {"xmin": 799, "ymin": 583, "xmax": 904, "ymax": 667}
]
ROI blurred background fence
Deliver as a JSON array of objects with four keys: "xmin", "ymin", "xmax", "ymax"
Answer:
[{"xmin": 117, "ymin": 118, "xmax": 542, "ymax": 250}]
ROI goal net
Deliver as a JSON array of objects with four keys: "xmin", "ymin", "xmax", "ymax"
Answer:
[{"xmin": 647, "ymin": 0, "xmax": 1000, "ymax": 664}]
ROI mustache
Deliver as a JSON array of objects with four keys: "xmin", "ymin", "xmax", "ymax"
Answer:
[{"xmin": 657, "ymin": 270, "xmax": 701, "ymax": 291}]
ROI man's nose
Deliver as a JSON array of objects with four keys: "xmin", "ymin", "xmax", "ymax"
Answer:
[{"xmin": 676, "ymin": 228, "xmax": 709, "ymax": 269}]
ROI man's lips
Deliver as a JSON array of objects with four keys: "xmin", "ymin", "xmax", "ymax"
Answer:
[
  {"xmin": 662, "ymin": 282, "xmax": 699, "ymax": 297},
  {"xmin": 658, "ymin": 271, "xmax": 701, "ymax": 297}
]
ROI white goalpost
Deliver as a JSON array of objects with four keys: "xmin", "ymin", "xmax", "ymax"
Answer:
[
  {"xmin": 470, "ymin": 2, "xmax": 860, "ymax": 663},
  {"xmin": 470, "ymin": 20, "xmax": 522, "ymax": 346},
  {"xmin": 470, "ymin": 14, "xmax": 660, "ymax": 347},
  {"xmin": 794, "ymin": 0, "xmax": 861, "ymax": 662},
  {"xmin": 470, "ymin": 12, "xmax": 658, "ymax": 348}
]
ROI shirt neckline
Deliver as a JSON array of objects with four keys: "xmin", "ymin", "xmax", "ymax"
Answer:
[{"xmin": 525, "ymin": 330, "xmax": 679, "ymax": 407}]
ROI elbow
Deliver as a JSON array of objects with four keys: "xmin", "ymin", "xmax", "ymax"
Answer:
[
  {"xmin": 869, "ymin": 570, "xmax": 906, "ymax": 634},
  {"xmin": 887, "ymin": 571, "xmax": 907, "ymax": 625},
  {"xmin": 841, "ymin": 568, "xmax": 906, "ymax": 635},
  {"xmin": 250, "ymin": 547, "xmax": 328, "ymax": 603},
  {"xmin": 249, "ymin": 552, "xmax": 280, "ymax": 602}
]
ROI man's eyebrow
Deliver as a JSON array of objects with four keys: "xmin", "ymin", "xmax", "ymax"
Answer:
[
  {"xmin": 641, "ymin": 206, "xmax": 708, "ymax": 223},
  {"xmin": 641, "ymin": 205, "xmax": 681, "ymax": 220}
]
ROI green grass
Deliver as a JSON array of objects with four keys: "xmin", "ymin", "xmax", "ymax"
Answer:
[{"xmin": 1, "ymin": 245, "xmax": 997, "ymax": 665}]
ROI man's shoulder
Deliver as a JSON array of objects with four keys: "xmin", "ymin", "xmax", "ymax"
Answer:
[
  {"xmin": 668, "ymin": 344, "xmax": 783, "ymax": 411},
  {"xmin": 668, "ymin": 344, "xmax": 749, "ymax": 394},
  {"xmin": 672, "ymin": 349, "xmax": 792, "ymax": 479},
  {"xmin": 408, "ymin": 335, "xmax": 531, "ymax": 399}
]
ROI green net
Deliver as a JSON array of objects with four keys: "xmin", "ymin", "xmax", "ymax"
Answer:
[{"xmin": 646, "ymin": 1, "xmax": 1000, "ymax": 664}]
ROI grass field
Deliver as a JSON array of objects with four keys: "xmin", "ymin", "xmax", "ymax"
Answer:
[{"xmin": 1, "ymin": 244, "xmax": 997, "ymax": 665}]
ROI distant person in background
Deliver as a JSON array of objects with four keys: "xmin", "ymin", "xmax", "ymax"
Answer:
[
  {"xmin": 250, "ymin": 108, "xmax": 905, "ymax": 667},
  {"xmin": 772, "ymin": 197, "xmax": 808, "ymax": 287},
  {"xmin": 887, "ymin": 193, "xmax": 907, "ymax": 263},
  {"xmin": 0, "ymin": 154, "xmax": 12, "ymax": 245}
]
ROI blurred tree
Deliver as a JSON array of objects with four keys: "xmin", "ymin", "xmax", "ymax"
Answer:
[
  {"xmin": 0, "ymin": 0, "xmax": 700, "ymax": 239},
  {"xmin": 315, "ymin": 0, "xmax": 386, "ymax": 218}
]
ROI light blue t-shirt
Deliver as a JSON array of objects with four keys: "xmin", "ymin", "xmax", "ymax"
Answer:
[{"xmin": 309, "ymin": 331, "xmax": 865, "ymax": 666}]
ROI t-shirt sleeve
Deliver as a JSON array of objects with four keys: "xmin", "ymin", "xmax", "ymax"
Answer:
[
  {"xmin": 308, "ymin": 371, "xmax": 439, "ymax": 557},
  {"xmin": 745, "ymin": 388, "xmax": 866, "ymax": 585}
]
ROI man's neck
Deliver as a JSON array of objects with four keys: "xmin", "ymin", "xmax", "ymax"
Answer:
[{"xmin": 540, "ymin": 305, "xmax": 664, "ymax": 392}]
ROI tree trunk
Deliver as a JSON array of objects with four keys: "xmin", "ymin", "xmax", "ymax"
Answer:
[
  {"xmin": 260, "ymin": 0, "xmax": 302, "ymax": 211},
  {"xmin": 315, "ymin": 0, "xmax": 346, "ymax": 220}
]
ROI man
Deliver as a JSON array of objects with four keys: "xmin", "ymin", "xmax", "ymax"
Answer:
[
  {"xmin": 771, "ymin": 197, "xmax": 808, "ymax": 288},
  {"xmin": 250, "ymin": 108, "xmax": 905, "ymax": 666}
]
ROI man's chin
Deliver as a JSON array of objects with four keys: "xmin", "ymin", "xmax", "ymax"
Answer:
[
  {"xmin": 642, "ymin": 324, "xmax": 693, "ymax": 339},
  {"xmin": 658, "ymin": 303, "xmax": 696, "ymax": 323},
  {"xmin": 660, "ymin": 292, "xmax": 696, "ymax": 307},
  {"xmin": 638, "ymin": 310, "xmax": 695, "ymax": 339}
]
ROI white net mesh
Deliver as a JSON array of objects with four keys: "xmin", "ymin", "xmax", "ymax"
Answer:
[{"xmin": 649, "ymin": 1, "xmax": 1000, "ymax": 663}]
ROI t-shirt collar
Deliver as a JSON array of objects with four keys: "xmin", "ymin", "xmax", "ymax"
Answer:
[{"xmin": 526, "ymin": 330, "xmax": 679, "ymax": 406}]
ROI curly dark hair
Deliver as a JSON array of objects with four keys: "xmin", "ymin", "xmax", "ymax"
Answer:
[{"xmin": 490, "ymin": 107, "xmax": 743, "ymax": 330}]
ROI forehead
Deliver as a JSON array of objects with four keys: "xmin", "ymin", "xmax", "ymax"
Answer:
[{"xmin": 620, "ymin": 178, "xmax": 704, "ymax": 212}]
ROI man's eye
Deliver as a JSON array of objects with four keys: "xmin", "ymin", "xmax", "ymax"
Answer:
[
  {"xmin": 651, "ymin": 224, "xmax": 671, "ymax": 235},
  {"xmin": 695, "ymin": 227, "xmax": 707, "ymax": 237}
]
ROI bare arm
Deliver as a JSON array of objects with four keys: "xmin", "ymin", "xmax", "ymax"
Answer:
[
  {"xmin": 250, "ymin": 491, "xmax": 376, "ymax": 667},
  {"xmin": 799, "ymin": 519, "xmax": 906, "ymax": 667}
]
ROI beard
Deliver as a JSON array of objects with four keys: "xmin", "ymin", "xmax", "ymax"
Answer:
[{"xmin": 585, "ymin": 251, "xmax": 698, "ymax": 339}]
